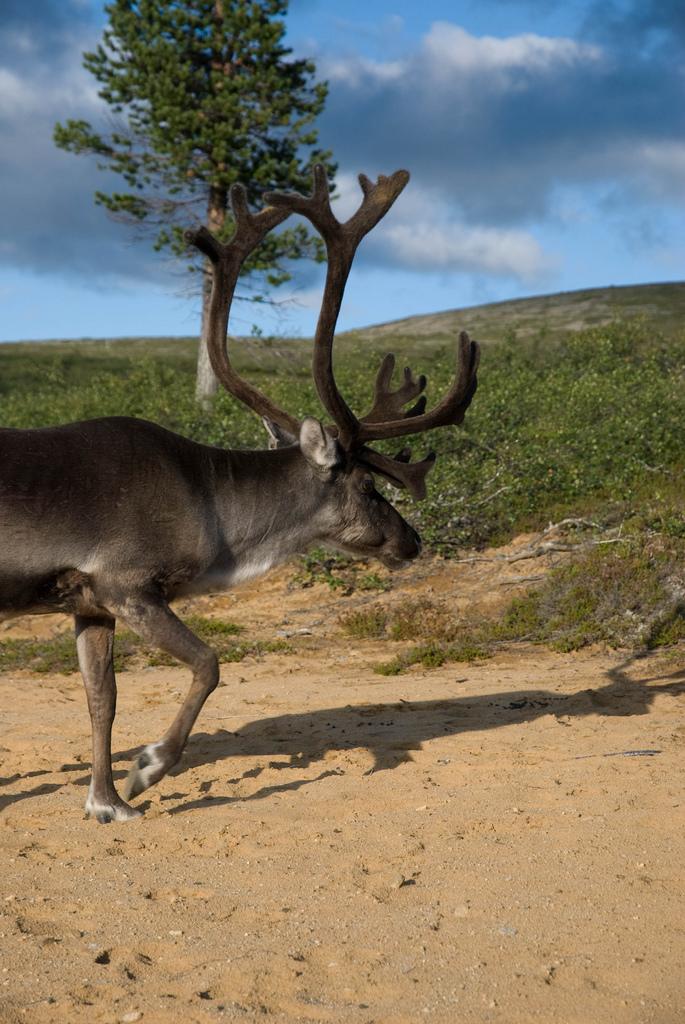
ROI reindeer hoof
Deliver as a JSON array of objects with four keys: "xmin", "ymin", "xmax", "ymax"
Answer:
[
  {"xmin": 85, "ymin": 791, "xmax": 142, "ymax": 824},
  {"xmin": 123, "ymin": 743, "xmax": 167, "ymax": 801}
]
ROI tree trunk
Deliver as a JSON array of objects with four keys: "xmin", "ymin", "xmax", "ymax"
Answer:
[
  {"xmin": 195, "ymin": 185, "xmax": 228, "ymax": 404},
  {"xmin": 195, "ymin": 263, "xmax": 218, "ymax": 403}
]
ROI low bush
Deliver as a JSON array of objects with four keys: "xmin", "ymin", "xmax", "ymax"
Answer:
[
  {"xmin": 0, "ymin": 616, "xmax": 287, "ymax": 674},
  {"xmin": 369, "ymin": 536, "xmax": 685, "ymax": 674},
  {"xmin": 493, "ymin": 536, "xmax": 685, "ymax": 652},
  {"xmin": 388, "ymin": 598, "xmax": 455, "ymax": 641},
  {"xmin": 292, "ymin": 548, "xmax": 393, "ymax": 595},
  {"xmin": 2, "ymin": 320, "xmax": 684, "ymax": 551},
  {"xmin": 339, "ymin": 607, "xmax": 388, "ymax": 639}
]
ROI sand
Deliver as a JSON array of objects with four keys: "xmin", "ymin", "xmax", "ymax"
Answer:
[{"xmin": 1, "ymin": 546, "xmax": 684, "ymax": 1024}]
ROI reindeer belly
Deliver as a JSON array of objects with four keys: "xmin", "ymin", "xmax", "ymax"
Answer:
[
  {"xmin": 0, "ymin": 569, "xmax": 103, "ymax": 619},
  {"xmin": 176, "ymin": 548, "xmax": 281, "ymax": 597}
]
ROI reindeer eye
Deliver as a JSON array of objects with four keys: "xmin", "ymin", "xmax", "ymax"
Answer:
[{"xmin": 361, "ymin": 477, "xmax": 375, "ymax": 495}]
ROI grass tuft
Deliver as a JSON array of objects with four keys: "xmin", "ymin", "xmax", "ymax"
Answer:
[
  {"xmin": 373, "ymin": 636, "xmax": 491, "ymax": 676},
  {"xmin": 0, "ymin": 616, "xmax": 288, "ymax": 675},
  {"xmin": 369, "ymin": 536, "xmax": 685, "ymax": 674},
  {"xmin": 293, "ymin": 550, "xmax": 393, "ymax": 595},
  {"xmin": 339, "ymin": 607, "xmax": 388, "ymax": 639},
  {"xmin": 491, "ymin": 537, "xmax": 685, "ymax": 651},
  {"xmin": 389, "ymin": 598, "xmax": 455, "ymax": 641}
]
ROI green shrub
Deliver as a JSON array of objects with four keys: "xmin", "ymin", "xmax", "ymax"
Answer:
[
  {"xmin": 339, "ymin": 607, "xmax": 388, "ymax": 639},
  {"xmin": 373, "ymin": 636, "xmax": 490, "ymax": 675},
  {"xmin": 388, "ymin": 598, "xmax": 455, "ymax": 641},
  {"xmin": 0, "ymin": 616, "xmax": 287, "ymax": 674},
  {"xmin": 493, "ymin": 537, "xmax": 685, "ymax": 651},
  {"xmin": 371, "ymin": 535, "xmax": 685, "ymax": 673},
  {"xmin": 2, "ymin": 320, "xmax": 684, "ymax": 550},
  {"xmin": 356, "ymin": 572, "xmax": 392, "ymax": 593}
]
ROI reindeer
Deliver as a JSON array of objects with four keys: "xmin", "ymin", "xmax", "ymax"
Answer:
[{"xmin": 0, "ymin": 167, "xmax": 479, "ymax": 822}]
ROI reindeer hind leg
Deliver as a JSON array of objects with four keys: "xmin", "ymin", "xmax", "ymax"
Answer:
[{"xmin": 75, "ymin": 614, "xmax": 141, "ymax": 823}]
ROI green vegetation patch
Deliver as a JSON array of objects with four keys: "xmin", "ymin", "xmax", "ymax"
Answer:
[
  {"xmin": 388, "ymin": 598, "xmax": 456, "ymax": 641},
  {"xmin": 0, "ymin": 634, "xmax": 82, "ymax": 675},
  {"xmin": 374, "ymin": 637, "xmax": 491, "ymax": 676},
  {"xmin": 366, "ymin": 536, "xmax": 685, "ymax": 674},
  {"xmin": 495, "ymin": 537, "xmax": 685, "ymax": 653},
  {"xmin": 2, "ymin": 319, "xmax": 683, "ymax": 552},
  {"xmin": 339, "ymin": 607, "xmax": 388, "ymax": 639},
  {"xmin": 407, "ymin": 320, "xmax": 685, "ymax": 551},
  {"xmin": 0, "ymin": 616, "xmax": 289, "ymax": 675},
  {"xmin": 292, "ymin": 548, "xmax": 392, "ymax": 594}
]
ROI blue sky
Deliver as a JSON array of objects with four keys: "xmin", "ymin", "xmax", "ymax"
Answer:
[{"xmin": 0, "ymin": 0, "xmax": 683, "ymax": 342}]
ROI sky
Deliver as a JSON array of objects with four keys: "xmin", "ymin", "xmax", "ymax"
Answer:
[{"xmin": 0, "ymin": 0, "xmax": 683, "ymax": 342}]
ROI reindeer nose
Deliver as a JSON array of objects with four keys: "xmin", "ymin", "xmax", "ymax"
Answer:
[{"xmin": 409, "ymin": 527, "xmax": 422, "ymax": 558}]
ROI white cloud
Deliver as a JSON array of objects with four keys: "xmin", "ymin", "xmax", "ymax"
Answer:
[
  {"xmin": 633, "ymin": 142, "xmax": 685, "ymax": 200},
  {"xmin": 422, "ymin": 22, "xmax": 601, "ymax": 75},
  {"xmin": 273, "ymin": 284, "xmax": 324, "ymax": 311},
  {"xmin": 319, "ymin": 15, "xmax": 684, "ymax": 231},
  {"xmin": 0, "ymin": 41, "xmax": 102, "ymax": 122},
  {"xmin": 383, "ymin": 220, "xmax": 548, "ymax": 280},
  {"xmin": 323, "ymin": 21, "xmax": 602, "ymax": 87},
  {"xmin": 0, "ymin": 68, "xmax": 37, "ymax": 117},
  {"xmin": 331, "ymin": 172, "xmax": 551, "ymax": 282},
  {"xmin": 323, "ymin": 55, "xmax": 405, "ymax": 86}
]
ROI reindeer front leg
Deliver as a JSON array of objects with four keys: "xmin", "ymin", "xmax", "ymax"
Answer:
[
  {"xmin": 75, "ymin": 614, "xmax": 141, "ymax": 823},
  {"xmin": 101, "ymin": 594, "xmax": 220, "ymax": 803}
]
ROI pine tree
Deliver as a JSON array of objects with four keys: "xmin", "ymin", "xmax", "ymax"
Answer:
[{"xmin": 54, "ymin": 0, "xmax": 333, "ymax": 400}]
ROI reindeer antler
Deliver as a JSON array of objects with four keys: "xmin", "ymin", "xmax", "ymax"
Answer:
[
  {"xmin": 265, "ymin": 165, "xmax": 410, "ymax": 448},
  {"xmin": 186, "ymin": 166, "xmax": 479, "ymax": 501},
  {"xmin": 361, "ymin": 354, "xmax": 427, "ymax": 424},
  {"xmin": 184, "ymin": 186, "xmax": 301, "ymax": 438},
  {"xmin": 265, "ymin": 166, "xmax": 480, "ymax": 497}
]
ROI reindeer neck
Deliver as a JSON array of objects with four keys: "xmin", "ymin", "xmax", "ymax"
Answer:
[{"xmin": 211, "ymin": 445, "xmax": 327, "ymax": 569}]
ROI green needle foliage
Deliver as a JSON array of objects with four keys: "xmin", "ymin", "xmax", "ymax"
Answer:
[{"xmin": 54, "ymin": 0, "xmax": 334, "ymax": 397}]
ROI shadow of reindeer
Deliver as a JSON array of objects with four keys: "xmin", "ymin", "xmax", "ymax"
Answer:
[
  {"xmin": 161, "ymin": 656, "xmax": 684, "ymax": 814},
  {"xmin": 0, "ymin": 775, "xmax": 62, "ymax": 813},
  {"xmin": 2, "ymin": 656, "xmax": 683, "ymax": 815}
]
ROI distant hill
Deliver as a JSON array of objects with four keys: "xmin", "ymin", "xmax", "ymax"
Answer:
[
  {"xmin": 2, "ymin": 283, "xmax": 683, "ymax": 371},
  {"xmin": 346, "ymin": 282, "xmax": 685, "ymax": 346}
]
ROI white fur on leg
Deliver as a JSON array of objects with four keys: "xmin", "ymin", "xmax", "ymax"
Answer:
[
  {"xmin": 84, "ymin": 783, "xmax": 142, "ymax": 824},
  {"xmin": 123, "ymin": 741, "xmax": 166, "ymax": 801}
]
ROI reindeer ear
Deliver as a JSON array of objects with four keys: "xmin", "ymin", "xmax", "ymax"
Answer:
[
  {"xmin": 262, "ymin": 417, "xmax": 297, "ymax": 449},
  {"xmin": 299, "ymin": 417, "xmax": 340, "ymax": 471}
]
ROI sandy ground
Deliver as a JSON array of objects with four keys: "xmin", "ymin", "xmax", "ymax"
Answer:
[{"xmin": 1, "ymin": 546, "xmax": 684, "ymax": 1024}]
